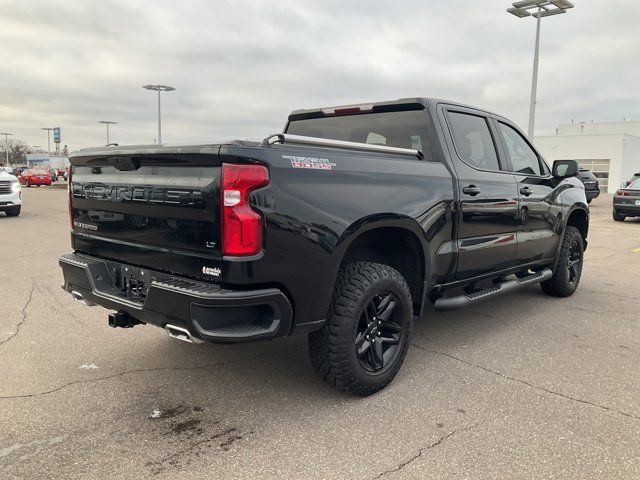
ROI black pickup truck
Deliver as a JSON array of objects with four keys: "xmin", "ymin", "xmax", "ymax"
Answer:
[{"xmin": 59, "ymin": 98, "xmax": 589, "ymax": 395}]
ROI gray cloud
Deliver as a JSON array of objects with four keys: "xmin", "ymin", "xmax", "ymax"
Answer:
[{"xmin": 0, "ymin": 0, "xmax": 638, "ymax": 151}]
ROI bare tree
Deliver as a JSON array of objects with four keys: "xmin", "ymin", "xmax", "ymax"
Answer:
[{"xmin": 0, "ymin": 138, "xmax": 30, "ymax": 165}]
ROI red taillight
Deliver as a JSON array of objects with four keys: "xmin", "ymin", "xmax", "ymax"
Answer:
[
  {"xmin": 68, "ymin": 167, "xmax": 73, "ymax": 228},
  {"xmin": 221, "ymin": 163, "xmax": 269, "ymax": 256},
  {"xmin": 616, "ymin": 190, "xmax": 629, "ymax": 197}
]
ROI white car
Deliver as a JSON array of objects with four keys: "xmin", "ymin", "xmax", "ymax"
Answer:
[{"xmin": 0, "ymin": 170, "xmax": 22, "ymax": 217}]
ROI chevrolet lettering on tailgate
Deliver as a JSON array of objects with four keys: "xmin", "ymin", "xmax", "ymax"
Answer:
[{"xmin": 72, "ymin": 183, "xmax": 205, "ymax": 207}]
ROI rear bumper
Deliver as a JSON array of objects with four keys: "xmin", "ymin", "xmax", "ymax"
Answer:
[
  {"xmin": 585, "ymin": 189, "xmax": 600, "ymax": 200},
  {"xmin": 613, "ymin": 203, "xmax": 640, "ymax": 217},
  {"xmin": 22, "ymin": 179, "xmax": 51, "ymax": 186},
  {"xmin": 59, "ymin": 252, "xmax": 293, "ymax": 343}
]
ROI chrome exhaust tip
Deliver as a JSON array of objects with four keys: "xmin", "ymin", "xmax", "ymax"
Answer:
[
  {"xmin": 165, "ymin": 324, "xmax": 204, "ymax": 344},
  {"xmin": 71, "ymin": 290, "xmax": 96, "ymax": 307}
]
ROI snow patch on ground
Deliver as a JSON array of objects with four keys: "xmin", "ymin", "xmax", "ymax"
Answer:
[{"xmin": 79, "ymin": 363, "xmax": 99, "ymax": 369}]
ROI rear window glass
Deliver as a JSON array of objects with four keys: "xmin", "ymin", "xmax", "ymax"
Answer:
[
  {"xmin": 629, "ymin": 179, "xmax": 640, "ymax": 190},
  {"xmin": 286, "ymin": 110, "xmax": 432, "ymax": 160}
]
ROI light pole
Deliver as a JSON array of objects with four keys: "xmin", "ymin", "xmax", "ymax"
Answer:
[
  {"xmin": 507, "ymin": 0, "xmax": 574, "ymax": 139},
  {"xmin": 1, "ymin": 132, "xmax": 12, "ymax": 165},
  {"xmin": 41, "ymin": 127, "xmax": 55, "ymax": 156},
  {"xmin": 142, "ymin": 84, "xmax": 175, "ymax": 144},
  {"xmin": 98, "ymin": 121, "xmax": 117, "ymax": 144}
]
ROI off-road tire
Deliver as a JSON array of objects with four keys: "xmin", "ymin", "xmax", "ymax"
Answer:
[
  {"xmin": 5, "ymin": 206, "xmax": 21, "ymax": 217},
  {"xmin": 541, "ymin": 226, "xmax": 583, "ymax": 297},
  {"xmin": 308, "ymin": 262, "xmax": 413, "ymax": 396},
  {"xmin": 612, "ymin": 210, "xmax": 625, "ymax": 222}
]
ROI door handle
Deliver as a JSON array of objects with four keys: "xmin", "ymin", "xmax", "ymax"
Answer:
[
  {"xmin": 520, "ymin": 186, "xmax": 533, "ymax": 196},
  {"xmin": 462, "ymin": 185, "xmax": 481, "ymax": 196}
]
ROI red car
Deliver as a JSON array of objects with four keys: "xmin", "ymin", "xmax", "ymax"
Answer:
[{"xmin": 19, "ymin": 169, "xmax": 52, "ymax": 187}]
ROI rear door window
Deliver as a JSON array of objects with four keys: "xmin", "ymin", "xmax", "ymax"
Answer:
[{"xmin": 446, "ymin": 111, "xmax": 500, "ymax": 171}]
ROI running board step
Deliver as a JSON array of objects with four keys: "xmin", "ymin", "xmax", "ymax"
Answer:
[{"xmin": 434, "ymin": 268, "xmax": 553, "ymax": 312}]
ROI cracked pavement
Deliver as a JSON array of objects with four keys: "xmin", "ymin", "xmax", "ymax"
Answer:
[
  {"xmin": 0, "ymin": 284, "xmax": 34, "ymax": 348},
  {"xmin": 0, "ymin": 188, "xmax": 638, "ymax": 479}
]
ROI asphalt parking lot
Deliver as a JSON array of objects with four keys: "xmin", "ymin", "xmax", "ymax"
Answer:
[{"xmin": 1, "ymin": 187, "xmax": 639, "ymax": 479}]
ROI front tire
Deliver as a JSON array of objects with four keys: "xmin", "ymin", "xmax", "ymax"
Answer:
[
  {"xmin": 309, "ymin": 262, "xmax": 413, "ymax": 396},
  {"xmin": 613, "ymin": 210, "xmax": 625, "ymax": 222},
  {"xmin": 5, "ymin": 206, "xmax": 21, "ymax": 217},
  {"xmin": 541, "ymin": 226, "xmax": 584, "ymax": 297}
]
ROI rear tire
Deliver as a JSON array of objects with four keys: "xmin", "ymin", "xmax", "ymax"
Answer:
[
  {"xmin": 308, "ymin": 262, "xmax": 413, "ymax": 396},
  {"xmin": 5, "ymin": 206, "xmax": 21, "ymax": 217},
  {"xmin": 541, "ymin": 226, "xmax": 583, "ymax": 297},
  {"xmin": 613, "ymin": 210, "xmax": 625, "ymax": 222}
]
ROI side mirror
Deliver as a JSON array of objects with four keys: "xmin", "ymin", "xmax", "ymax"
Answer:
[{"xmin": 552, "ymin": 159, "xmax": 579, "ymax": 179}]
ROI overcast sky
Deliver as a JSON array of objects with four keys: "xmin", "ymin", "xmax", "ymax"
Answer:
[{"xmin": 1, "ymin": 0, "xmax": 638, "ymax": 151}]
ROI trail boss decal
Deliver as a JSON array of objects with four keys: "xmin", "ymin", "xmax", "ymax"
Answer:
[{"xmin": 283, "ymin": 155, "xmax": 336, "ymax": 170}]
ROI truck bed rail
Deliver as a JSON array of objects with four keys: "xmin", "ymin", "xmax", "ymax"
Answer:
[{"xmin": 261, "ymin": 133, "xmax": 424, "ymax": 160}]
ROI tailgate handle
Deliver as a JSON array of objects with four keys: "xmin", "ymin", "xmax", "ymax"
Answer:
[{"xmin": 108, "ymin": 156, "xmax": 140, "ymax": 171}]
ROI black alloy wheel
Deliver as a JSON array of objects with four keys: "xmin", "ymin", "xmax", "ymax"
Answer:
[
  {"xmin": 355, "ymin": 292, "xmax": 405, "ymax": 374},
  {"xmin": 567, "ymin": 238, "xmax": 582, "ymax": 285}
]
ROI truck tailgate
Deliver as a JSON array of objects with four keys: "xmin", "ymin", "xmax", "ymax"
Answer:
[{"xmin": 69, "ymin": 147, "xmax": 222, "ymax": 278}]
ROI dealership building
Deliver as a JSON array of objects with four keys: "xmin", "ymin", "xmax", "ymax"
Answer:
[{"xmin": 535, "ymin": 121, "xmax": 640, "ymax": 193}]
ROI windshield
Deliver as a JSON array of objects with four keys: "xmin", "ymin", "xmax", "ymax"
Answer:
[{"xmin": 286, "ymin": 110, "xmax": 431, "ymax": 158}]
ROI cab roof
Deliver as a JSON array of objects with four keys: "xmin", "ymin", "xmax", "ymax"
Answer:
[{"xmin": 288, "ymin": 97, "xmax": 498, "ymax": 121}]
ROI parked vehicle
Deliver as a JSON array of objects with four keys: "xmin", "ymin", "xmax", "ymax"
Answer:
[
  {"xmin": 626, "ymin": 172, "xmax": 640, "ymax": 187},
  {"xmin": 577, "ymin": 168, "xmax": 600, "ymax": 204},
  {"xmin": 38, "ymin": 166, "xmax": 58, "ymax": 181},
  {"xmin": 18, "ymin": 169, "xmax": 52, "ymax": 187},
  {"xmin": 59, "ymin": 98, "xmax": 589, "ymax": 395},
  {"xmin": 0, "ymin": 170, "xmax": 22, "ymax": 216},
  {"xmin": 613, "ymin": 179, "xmax": 640, "ymax": 221},
  {"xmin": 48, "ymin": 155, "xmax": 70, "ymax": 178}
]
